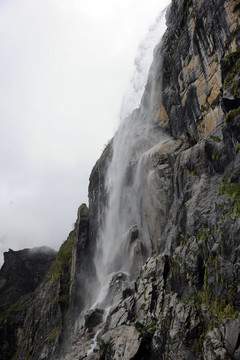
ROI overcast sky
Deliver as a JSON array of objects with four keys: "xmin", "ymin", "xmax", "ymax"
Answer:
[{"xmin": 0, "ymin": 0, "xmax": 170, "ymax": 264}]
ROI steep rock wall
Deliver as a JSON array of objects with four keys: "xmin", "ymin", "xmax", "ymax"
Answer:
[
  {"xmin": 1, "ymin": 0, "xmax": 240, "ymax": 359},
  {"xmin": 0, "ymin": 247, "xmax": 57, "ymax": 359},
  {"xmin": 65, "ymin": 0, "xmax": 240, "ymax": 359},
  {"xmin": 0, "ymin": 247, "xmax": 56, "ymax": 313},
  {"xmin": 88, "ymin": 140, "xmax": 112, "ymax": 258},
  {"xmin": 0, "ymin": 204, "xmax": 94, "ymax": 360},
  {"xmin": 144, "ymin": 0, "xmax": 240, "ymax": 142}
]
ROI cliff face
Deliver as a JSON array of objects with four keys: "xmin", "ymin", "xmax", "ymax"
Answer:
[
  {"xmin": 73, "ymin": 0, "xmax": 240, "ymax": 358},
  {"xmin": 1, "ymin": 0, "xmax": 240, "ymax": 359},
  {"xmin": 0, "ymin": 247, "xmax": 57, "ymax": 313},
  {"xmin": 152, "ymin": 0, "xmax": 240, "ymax": 141},
  {"xmin": 0, "ymin": 205, "xmax": 95, "ymax": 360},
  {"xmin": 0, "ymin": 247, "xmax": 57, "ymax": 359},
  {"xmin": 88, "ymin": 140, "xmax": 113, "ymax": 262}
]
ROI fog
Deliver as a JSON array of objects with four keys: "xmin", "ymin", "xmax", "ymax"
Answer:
[{"xmin": 0, "ymin": 0, "xmax": 170, "ymax": 265}]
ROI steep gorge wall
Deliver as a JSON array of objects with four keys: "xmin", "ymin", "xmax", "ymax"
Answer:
[
  {"xmin": 0, "ymin": 205, "xmax": 94, "ymax": 360},
  {"xmin": 77, "ymin": 0, "xmax": 240, "ymax": 358},
  {"xmin": 1, "ymin": 0, "xmax": 240, "ymax": 359},
  {"xmin": 153, "ymin": 0, "xmax": 240, "ymax": 141}
]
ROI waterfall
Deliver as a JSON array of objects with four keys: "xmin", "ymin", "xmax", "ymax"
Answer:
[
  {"xmin": 120, "ymin": 6, "xmax": 170, "ymax": 122},
  {"xmin": 63, "ymin": 5, "xmax": 172, "ymax": 358},
  {"xmin": 93, "ymin": 3, "xmax": 171, "ymax": 307}
]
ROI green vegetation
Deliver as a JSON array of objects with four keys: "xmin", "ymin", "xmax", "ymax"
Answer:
[
  {"xmin": 219, "ymin": 181, "xmax": 240, "ymax": 198},
  {"xmin": 43, "ymin": 229, "xmax": 75, "ymax": 330},
  {"xmin": 0, "ymin": 245, "xmax": 71, "ymax": 358},
  {"xmin": 177, "ymin": 213, "xmax": 239, "ymax": 355},
  {"xmin": 98, "ymin": 138, "xmax": 113, "ymax": 165},
  {"xmin": 196, "ymin": 224, "xmax": 214, "ymax": 242},
  {"xmin": 184, "ymin": 0, "xmax": 193, "ymax": 22},
  {"xmin": 223, "ymin": 51, "xmax": 240, "ymax": 96},
  {"xmin": 44, "ymin": 326, "xmax": 61, "ymax": 342},
  {"xmin": 191, "ymin": 333, "xmax": 206, "ymax": 356},
  {"xmin": 134, "ymin": 317, "xmax": 158, "ymax": 338},
  {"xmin": 218, "ymin": 180, "xmax": 240, "ymax": 218},
  {"xmin": 225, "ymin": 50, "xmax": 240, "ymax": 60},
  {"xmin": 0, "ymin": 292, "xmax": 34, "ymax": 330},
  {"xmin": 181, "ymin": 284, "xmax": 238, "ymax": 355},
  {"xmin": 224, "ymin": 106, "xmax": 240, "ymax": 123},
  {"xmin": 210, "ymin": 135, "xmax": 221, "ymax": 143},
  {"xmin": 169, "ymin": 254, "xmax": 180, "ymax": 277},
  {"xmin": 235, "ymin": 142, "xmax": 240, "ymax": 153},
  {"xmin": 187, "ymin": 169, "xmax": 197, "ymax": 179},
  {"xmin": 146, "ymin": 270, "xmax": 157, "ymax": 282},
  {"xmin": 181, "ymin": 291, "xmax": 238, "ymax": 329},
  {"xmin": 0, "ymin": 292, "xmax": 35, "ymax": 359},
  {"xmin": 146, "ymin": 319, "xmax": 158, "ymax": 333},
  {"xmin": 180, "ymin": 232, "xmax": 189, "ymax": 246},
  {"xmin": 46, "ymin": 230, "xmax": 75, "ymax": 282},
  {"xmin": 99, "ymin": 342, "xmax": 112, "ymax": 359}
]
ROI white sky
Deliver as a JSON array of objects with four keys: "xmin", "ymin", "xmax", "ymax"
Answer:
[{"xmin": 0, "ymin": 0, "xmax": 170, "ymax": 264}]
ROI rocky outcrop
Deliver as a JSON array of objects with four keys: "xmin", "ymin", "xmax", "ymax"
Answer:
[
  {"xmin": 69, "ymin": 204, "xmax": 94, "ymax": 323},
  {"xmin": 88, "ymin": 140, "xmax": 113, "ymax": 254},
  {"xmin": 0, "ymin": 204, "xmax": 94, "ymax": 360},
  {"xmin": 144, "ymin": 0, "xmax": 240, "ymax": 143},
  {"xmin": 0, "ymin": 247, "xmax": 57, "ymax": 359},
  {"xmin": 0, "ymin": 247, "xmax": 56, "ymax": 313}
]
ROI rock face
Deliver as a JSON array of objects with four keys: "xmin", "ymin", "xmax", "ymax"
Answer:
[
  {"xmin": 151, "ymin": 0, "xmax": 240, "ymax": 142},
  {"xmin": 0, "ymin": 247, "xmax": 56, "ymax": 313},
  {"xmin": 88, "ymin": 140, "xmax": 113, "ymax": 253},
  {"xmin": 68, "ymin": 203, "xmax": 95, "ymax": 323},
  {"xmin": 1, "ymin": 0, "xmax": 240, "ymax": 359},
  {"xmin": 0, "ymin": 204, "xmax": 95, "ymax": 360},
  {"xmin": 0, "ymin": 247, "xmax": 57, "ymax": 359}
]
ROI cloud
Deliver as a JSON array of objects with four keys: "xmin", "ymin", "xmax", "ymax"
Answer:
[{"xmin": 0, "ymin": 0, "xmax": 170, "ymax": 265}]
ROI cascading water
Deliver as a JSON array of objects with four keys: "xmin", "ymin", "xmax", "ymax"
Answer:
[
  {"xmin": 120, "ymin": 6, "xmax": 170, "ymax": 122},
  {"xmin": 64, "ymin": 4, "xmax": 172, "ymax": 359},
  {"xmin": 93, "ymin": 3, "xmax": 171, "ymax": 308}
]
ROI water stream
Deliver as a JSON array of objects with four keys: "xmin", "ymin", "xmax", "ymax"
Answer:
[
  {"xmin": 93, "ymin": 3, "xmax": 171, "ymax": 308},
  {"xmin": 67, "ymin": 4, "xmax": 172, "ymax": 357}
]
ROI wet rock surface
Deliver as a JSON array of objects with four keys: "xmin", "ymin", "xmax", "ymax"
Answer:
[{"xmin": 85, "ymin": 308, "xmax": 105, "ymax": 330}]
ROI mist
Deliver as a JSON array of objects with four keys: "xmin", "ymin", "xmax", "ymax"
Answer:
[{"xmin": 0, "ymin": 0, "xmax": 171, "ymax": 265}]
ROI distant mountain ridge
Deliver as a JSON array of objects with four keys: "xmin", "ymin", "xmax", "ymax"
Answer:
[{"xmin": 0, "ymin": 247, "xmax": 56, "ymax": 313}]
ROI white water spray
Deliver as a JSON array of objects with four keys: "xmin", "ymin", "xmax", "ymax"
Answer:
[
  {"xmin": 63, "ymin": 5, "xmax": 172, "ymax": 359},
  {"xmin": 94, "ymin": 3, "xmax": 171, "ymax": 306},
  {"xmin": 120, "ymin": 6, "xmax": 170, "ymax": 121}
]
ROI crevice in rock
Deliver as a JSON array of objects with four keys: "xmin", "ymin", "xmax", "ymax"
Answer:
[
  {"xmin": 163, "ymin": 256, "xmax": 170, "ymax": 284},
  {"xmin": 222, "ymin": 97, "xmax": 240, "ymax": 113},
  {"xmin": 132, "ymin": 335, "xmax": 153, "ymax": 360}
]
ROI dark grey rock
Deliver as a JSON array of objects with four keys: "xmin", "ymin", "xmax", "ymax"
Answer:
[
  {"xmin": 129, "ymin": 224, "xmax": 139, "ymax": 244},
  {"xmin": 85, "ymin": 308, "xmax": 104, "ymax": 330},
  {"xmin": 223, "ymin": 318, "xmax": 240, "ymax": 356},
  {"xmin": 203, "ymin": 328, "xmax": 230, "ymax": 360},
  {"xmin": 100, "ymin": 325, "xmax": 141, "ymax": 360},
  {"xmin": 0, "ymin": 246, "xmax": 56, "ymax": 312}
]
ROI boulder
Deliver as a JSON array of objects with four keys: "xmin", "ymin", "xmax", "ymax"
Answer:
[{"xmin": 100, "ymin": 325, "xmax": 141, "ymax": 360}]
